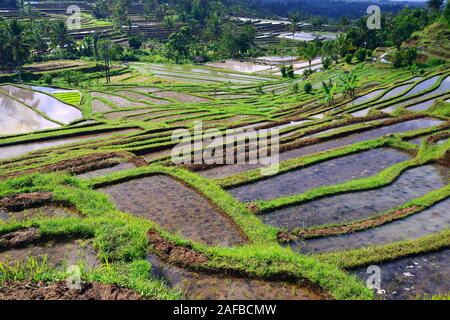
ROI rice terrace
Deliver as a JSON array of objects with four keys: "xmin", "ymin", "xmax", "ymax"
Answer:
[{"xmin": 0, "ymin": 0, "xmax": 449, "ymax": 306}]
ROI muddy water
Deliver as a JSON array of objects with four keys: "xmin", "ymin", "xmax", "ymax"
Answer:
[
  {"xmin": 378, "ymin": 84, "xmax": 412, "ymax": 101},
  {"xmin": 153, "ymin": 91, "xmax": 209, "ymax": 103},
  {"xmin": 92, "ymin": 99, "xmax": 113, "ymax": 113},
  {"xmin": 0, "ymin": 240, "xmax": 99, "ymax": 269},
  {"xmin": 77, "ymin": 162, "xmax": 136, "ymax": 179},
  {"xmin": 147, "ymin": 254, "xmax": 322, "ymax": 300},
  {"xmin": 114, "ymin": 90, "xmax": 170, "ymax": 105},
  {"xmin": 142, "ymin": 149, "xmax": 172, "ymax": 162},
  {"xmin": 231, "ymin": 148, "xmax": 411, "ymax": 202},
  {"xmin": 349, "ymin": 89, "xmax": 384, "ymax": 106},
  {"xmin": 0, "ymin": 128, "xmax": 139, "ymax": 161},
  {"xmin": 0, "ymin": 85, "xmax": 82, "ymax": 124},
  {"xmin": 404, "ymin": 76, "xmax": 441, "ymax": 97},
  {"xmin": 381, "ymin": 76, "xmax": 450, "ymax": 113},
  {"xmin": 263, "ymin": 165, "xmax": 449, "ymax": 231},
  {"xmin": 0, "ymin": 205, "xmax": 79, "ymax": 222},
  {"xmin": 354, "ymin": 249, "xmax": 450, "ymax": 300},
  {"xmin": 406, "ymin": 99, "xmax": 436, "ymax": 112},
  {"xmin": 99, "ymin": 175, "xmax": 246, "ymax": 246},
  {"xmin": 206, "ymin": 60, "xmax": 273, "ymax": 73},
  {"xmin": 290, "ymin": 196, "xmax": 450, "ymax": 254},
  {"xmin": 279, "ymin": 118, "xmax": 443, "ymax": 162},
  {"xmin": 199, "ymin": 118, "xmax": 441, "ymax": 179},
  {"xmin": 0, "ymin": 92, "xmax": 60, "ymax": 136},
  {"xmin": 91, "ymin": 92, "xmax": 147, "ymax": 109}
]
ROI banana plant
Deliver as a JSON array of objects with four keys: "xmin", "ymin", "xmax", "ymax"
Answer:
[
  {"xmin": 339, "ymin": 64, "xmax": 363, "ymax": 98},
  {"xmin": 321, "ymin": 81, "xmax": 338, "ymax": 106}
]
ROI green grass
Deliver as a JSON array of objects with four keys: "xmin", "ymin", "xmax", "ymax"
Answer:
[{"xmin": 53, "ymin": 91, "xmax": 82, "ymax": 106}]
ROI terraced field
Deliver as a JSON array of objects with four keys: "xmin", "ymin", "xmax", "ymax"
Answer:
[{"xmin": 0, "ymin": 59, "xmax": 448, "ymax": 301}]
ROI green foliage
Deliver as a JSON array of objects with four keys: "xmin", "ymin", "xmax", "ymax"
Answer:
[
  {"xmin": 339, "ymin": 64, "xmax": 361, "ymax": 98},
  {"xmin": 444, "ymin": 2, "xmax": 450, "ymax": 25},
  {"xmin": 393, "ymin": 48, "xmax": 417, "ymax": 68},
  {"xmin": 303, "ymin": 82, "xmax": 312, "ymax": 94},
  {"xmin": 280, "ymin": 65, "xmax": 295, "ymax": 78},
  {"xmin": 322, "ymin": 56, "xmax": 332, "ymax": 70},
  {"xmin": 128, "ymin": 34, "xmax": 143, "ymax": 50},
  {"xmin": 219, "ymin": 23, "xmax": 256, "ymax": 58},
  {"xmin": 59, "ymin": 70, "xmax": 85, "ymax": 87},
  {"xmin": 344, "ymin": 53, "xmax": 353, "ymax": 64},
  {"xmin": 165, "ymin": 26, "xmax": 193, "ymax": 63},
  {"xmin": 321, "ymin": 80, "xmax": 337, "ymax": 105},
  {"xmin": 427, "ymin": 0, "xmax": 444, "ymax": 11},
  {"xmin": 355, "ymin": 48, "xmax": 367, "ymax": 62}
]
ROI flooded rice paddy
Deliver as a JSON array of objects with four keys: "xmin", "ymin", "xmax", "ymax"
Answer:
[
  {"xmin": 262, "ymin": 165, "xmax": 449, "ymax": 231},
  {"xmin": 230, "ymin": 148, "xmax": 412, "ymax": 202},
  {"xmin": 198, "ymin": 118, "xmax": 442, "ymax": 179},
  {"xmin": 77, "ymin": 162, "xmax": 136, "ymax": 179},
  {"xmin": 289, "ymin": 196, "xmax": 450, "ymax": 254},
  {"xmin": 0, "ymin": 240, "xmax": 99, "ymax": 269},
  {"xmin": 0, "ymin": 205, "xmax": 80, "ymax": 222},
  {"xmin": 0, "ymin": 85, "xmax": 82, "ymax": 124},
  {"xmin": 147, "ymin": 254, "xmax": 322, "ymax": 300},
  {"xmin": 0, "ymin": 92, "xmax": 60, "ymax": 135},
  {"xmin": 278, "ymin": 118, "xmax": 443, "ymax": 161},
  {"xmin": 99, "ymin": 175, "xmax": 246, "ymax": 246},
  {"xmin": 354, "ymin": 249, "xmax": 450, "ymax": 300},
  {"xmin": 0, "ymin": 128, "xmax": 139, "ymax": 160}
]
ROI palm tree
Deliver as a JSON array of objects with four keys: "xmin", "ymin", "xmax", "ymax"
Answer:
[
  {"xmin": 50, "ymin": 20, "xmax": 74, "ymax": 59},
  {"xmin": 298, "ymin": 42, "xmax": 318, "ymax": 69},
  {"xmin": 288, "ymin": 12, "xmax": 300, "ymax": 40},
  {"xmin": 28, "ymin": 27, "xmax": 48, "ymax": 62},
  {"xmin": 334, "ymin": 33, "xmax": 349, "ymax": 58},
  {"xmin": 0, "ymin": 29, "xmax": 9, "ymax": 71},
  {"xmin": 21, "ymin": 4, "xmax": 39, "ymax": 24},
  {"xmin": 5, "ymin": 20, "xmax": 30, "ymax": 80}
]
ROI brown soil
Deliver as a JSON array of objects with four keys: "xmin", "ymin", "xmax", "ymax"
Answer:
[
  {"xmin": 277, "ymin": 231, "xmax": 298, "ymax": 244},
  {"xmin": 0, "ymin": 228, "xmax": 40, "ymax": 249},
  {"xmin": 428, "ymin": 131, "xmax": 450, "ymax": 144},
  {"xmin": 293, "ymin": 205, "xmax": 422, "ymax": 239},
  {"xmin": 437, "ymin": 149, "xmax": 450, "ymax": 167},
  {"xmin": 247, "ymin": 203, "xmax": 260, "ymax": 214},
  {"xmin": 0, "ymin": 192, "xmax": 53, "ymax": 211},
  {"xmin": 148, "ymin": 230, "xmax": 208, "ymax": 266},
  {"xmin": 0, "ymin": 152, "xmax": 147, "ymax": 180},
  {"xmin": 0, "ymin": 281, "xmax": 142, "ymax": 300}
]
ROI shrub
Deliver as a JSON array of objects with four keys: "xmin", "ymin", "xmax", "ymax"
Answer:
[
  {"xmin": 322, "ymin": 56, "xmax": 332, "ymax": 70},
  {"xmin": 303, "ymin": 68, "xmax": 314, "ymax": 77},
  {"xmin": 304, "ymin": 82, "xmax": 312, "ymax": 94},
  {"xmin": 286, "ymin": 64, "xmax": 295, "ymax": 78},
  {"xmin": 128, "ymin": 35, "xmax": 143, "ymax": 50},
  {"xmin": 355, "ymin": 48, "xmax": 367, "ymax": 62},
  {"xmin": 393, "ymin": 48, "xmax": 417, "ymax": 68},
  {"xmin": 292, "ymin": 83, "xmax": 299, "ymax": 93},
  {"xmin": 344, "ymin": 53, "xmax": 353, "ymax": 64},
  {"xmin": 41, "ymin": 73, "xmax": 52, "ymax": 85}
]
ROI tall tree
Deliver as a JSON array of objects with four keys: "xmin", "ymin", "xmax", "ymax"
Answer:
[
  {"xmin": 5, "ymin": 20, "xmax": 30, "ymax": 79},
  {"xmin": 288, "ymin": 12, "xmax": 300, "ymax": 40},
  {"xmin": 427, "ymin": 0, "xmax": 443, "ymax": 11},
  {"xmin": 298, "ymin": 42, "xmax": 318, "ymax": 69},
  {"xmin": 50, "ymin": 20, "xmax": 74, "ymax": 59}
]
